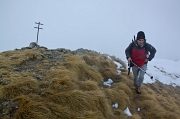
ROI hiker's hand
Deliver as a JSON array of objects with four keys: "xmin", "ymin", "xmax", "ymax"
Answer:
[
  {"xmin": 128, "ymin": 57, "xmax": 132, "ymax": 62},
  {"xmin": 144, "ymin": 59, "xmax": 149, "ymax": 63}
]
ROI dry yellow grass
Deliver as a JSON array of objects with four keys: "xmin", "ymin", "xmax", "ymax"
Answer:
[{"xmin": 0, "ymin": 48, "xmax": 180, "ymax": 119}]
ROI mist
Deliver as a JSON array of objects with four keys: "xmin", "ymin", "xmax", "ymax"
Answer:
[{"xmin": 1, "ymin": 0, "xmax": 180, "ymax": 60}]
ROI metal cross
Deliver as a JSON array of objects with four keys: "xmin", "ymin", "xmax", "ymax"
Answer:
[{"xmin": 34, "ymin": 22, "xmax": 43, "ymax": 44}]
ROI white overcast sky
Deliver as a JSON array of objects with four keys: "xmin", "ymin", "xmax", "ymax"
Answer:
[{"xmin": 1, "ymin": 0, "xmax": 180, "ymax": 60}]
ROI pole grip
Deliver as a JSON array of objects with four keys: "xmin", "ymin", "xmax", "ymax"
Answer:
[
  {"xmin": 128, "ymin": 68, "xmax": 130, "ymax": 75},
  {"xmin": 128, "ymin": 63, "xmax": 130, "ymax": 75}
]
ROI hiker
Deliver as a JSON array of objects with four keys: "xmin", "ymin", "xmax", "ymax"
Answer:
[{"xmin": 125, "ymin": 31, "xmax": 156, "ymax": 94}]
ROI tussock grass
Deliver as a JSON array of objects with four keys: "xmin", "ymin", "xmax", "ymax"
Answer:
[
  {"xmin": 14, "ymin": 95, "xmax": 75, "ymax": 119},
  {"xmin": 49, "ymin": 90, "xmax": 110, "ymax": 113},
  {"xmin": 82, "ymin": 54, "xmax": 122, "ymax": 81},
  {"xmin": 49, "ymin": 77, "xmax": 79, "ymax": 92},
  {"xmin": 0, "ymin": 79, "xmax": 39, "ymax": 98},
  {"xmin": 0, "ymin": 49, "xmax": 180, "ymax": 119},
  {"xmin": 0, "ymin": 50, "xmax": 39, "ymax": 68},
  {"xmin": 100, "ymin": 68, "xmax": 118, "ymax": 80},
  {"xmin": 0, "ymin": 84, "xmax": 28, "ymax": 98},
  {"xmin": 104, "ymin": 88, "xmax": 130, "ymax": 110},
  {"xmin": 45, "ymin": 68, "xmax": 76, "ymax": 81},
  {"xmin": 82, "ymin": 54, "xmax": 100, "ymax": 67},
  {"xmin": 112, "ymin": 82, "xmax": 133, "ymax": 96},
  {"xmin": 110, "ymin": 55, "xmax": 127, "ymax": 69},
  {"xmin": 78, "ymin": 80, "xmax": 99, "ymax": 91},
  {"xmin": 63, "ymin": 55, "xmax": 102, "ymax": 82}
]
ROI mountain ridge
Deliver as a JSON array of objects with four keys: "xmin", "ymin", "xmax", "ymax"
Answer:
[{"xmin": 0, "ymin": 47, "xmax": 180, "ymax": 119}]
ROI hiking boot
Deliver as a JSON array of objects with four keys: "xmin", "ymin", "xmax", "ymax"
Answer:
[{"xmin": 135, "ymin": 88, "xmax": 141, "ymax": 94}]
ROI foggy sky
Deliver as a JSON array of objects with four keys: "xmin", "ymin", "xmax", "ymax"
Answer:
[{"xmin": 1, "ymin": 0, "xmax": 180, "ymax": 60}]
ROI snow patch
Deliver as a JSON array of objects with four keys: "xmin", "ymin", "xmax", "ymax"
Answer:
[
  {"xmin": 144, "ymin": 59, "xmax": 180, "ymax": 86},
  {"xmin": 112, "ymin": 103, "xmax": 118, "ymax": 108},
  {"xmin": 113, "ymin": 61, "xmax": 122, "ymax": 74},
  {"xmin": 107, "ymin": 56, "xmax": 112, "ymax": 60},
  {"xmin": 103, "ymin": 79, "xmax": 113, "ymax": 87},
  {"xmin": 125, "ymin": 59, "xmax": 180, "ymax": 87},
  {"xmin": 124, "ymin": 107, "xmax": 132, "ymax": 116}
]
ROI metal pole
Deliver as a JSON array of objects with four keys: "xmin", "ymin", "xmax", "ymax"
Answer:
[
  {"xmin": 34, "ymin": 22, "xmax": 43, "ymax": 44},
  {"xmin": 131, "ymin": 61, "xmax": 153, "ymax": 79},
  {"xmin": 36, "ymin": 24, "xmax": 39, "ymax": 43}
]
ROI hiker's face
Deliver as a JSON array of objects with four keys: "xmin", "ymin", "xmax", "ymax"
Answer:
[{"xmin": 137, "ymin": 39, "xmax": 144, "ymax": 46}]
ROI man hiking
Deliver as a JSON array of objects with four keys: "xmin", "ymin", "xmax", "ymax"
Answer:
[{"xmin": 125, "ymin": 31, "xmax": 156, "ymax": 94}]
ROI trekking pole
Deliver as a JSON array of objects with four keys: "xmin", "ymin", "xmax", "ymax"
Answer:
[
  {"xmin": 131, "ymin": 61, "xmax": 153, "ymax": 79},
  {"xmin": 128, "ymin": 62, "xmax": 131, "ymax": 75}
]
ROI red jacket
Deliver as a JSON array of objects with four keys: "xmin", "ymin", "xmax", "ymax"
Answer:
[
  {"xmin": 125, "ymin": 42, "xmax": 156, "ymax": 67},
  {"xmin": 131, "ymin": 48, "xmax": 146, "ymax": 66}
]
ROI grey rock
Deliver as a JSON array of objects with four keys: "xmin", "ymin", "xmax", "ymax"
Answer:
[
  {"xmin": 21, "ymin": 47, "xmax": 31, "ymax": 50},
  {"xmin": 13, "ymin": 67, "xmax": 21, "ymax": 71},
  {"xmin": 29, "ymin": 42, "xmax": 39, "ymax": 48}
]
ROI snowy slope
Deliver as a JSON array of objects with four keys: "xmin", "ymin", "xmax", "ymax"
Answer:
[
  {"xmin": 122, "ymin": 58, "xmax": 180, "ymax": 87},
  {"xmin": 144, "ymin": 59, "xmax": 180, "ymax": 86}
]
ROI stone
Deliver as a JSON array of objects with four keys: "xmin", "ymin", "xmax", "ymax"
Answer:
[{"xmin": 29, "ymin": 42, "xmax": 39, "ymax": 48}]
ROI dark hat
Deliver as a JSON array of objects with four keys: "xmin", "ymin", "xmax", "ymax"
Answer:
[{"xmin": 137, "ymin": 31, "xmax": 145, "ymax": 40}]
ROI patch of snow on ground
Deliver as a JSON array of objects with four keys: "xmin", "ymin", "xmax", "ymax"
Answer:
[
  {"xmin": 113, "ymin": 61, "xmax": 122, "ymax": 74},
  {"xmin": 103, "ymin": 79, "xmax": 113, "ymax": 86},
  {"xmin": 124, "ymin": 107, "xmax": 132, "ymax": 116},
  {"xmin": 124, "ymin": 59, "xmax": 180, "ymax": 86},
  {"xmin": 144, "ymin": 59, "xmax": 180, "ymax": 86},
  {"xmin": 112, "ymin": 103, "xmax": 118, "ymax": 108}
]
